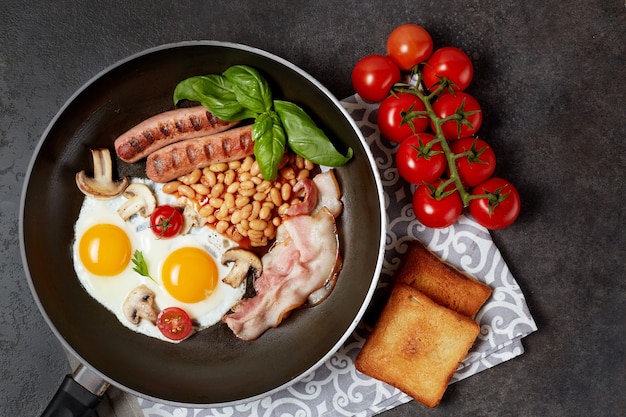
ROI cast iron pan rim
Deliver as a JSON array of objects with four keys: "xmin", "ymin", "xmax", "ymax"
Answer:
[{"xmin": 19, "ymin": 40, "xmax": 387, "ymax": 407}]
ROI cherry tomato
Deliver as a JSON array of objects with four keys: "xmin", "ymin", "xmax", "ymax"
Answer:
[
  {"xmin": 449, "ymin": 138, "xmax": 496, "ymax": 187},
  {"xmin": 431, "ymin": 92, "xmax": 482, "ymax": 140},
  {"xmin": 156, "ymin": 307, "xmax": 193, "ymax": 341},
  {"xmin": 150, "ymin": 205, "xmax": 184, "ymax": 239},
  {"xmin": 412, "ymin": 180, "xmax": 463, "ymax": 228},
  {"xmin": 352, "ymin": 54, "xmax": 401, "ymax": 103},
  {"xmin": 469, "ymin": 177, "xmax": 521, "ymax": 230},
  {"xmin": 396, "ymin": 133, "xmax": 446, "ymax": 184},
  {"xmin": 377, "ymin": 93, "xmax": 429, "ymax": 143},
  {"xmin": 422, "ymin": 47, "xmax": 474, "ymax": 94},
  {"xmin": 386, "ymin": 24, "xmax": 434, "ymax": 71}
]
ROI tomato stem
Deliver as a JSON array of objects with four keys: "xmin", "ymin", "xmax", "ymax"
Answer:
[
  {"xmin": 393, "ymin": 74, "xmax": 480, "ymax": 207},
  {"xmin": 452, "ymin": 150, "xmax": 472, "ymax": 160},
  {"xmin": 410, "ymin": 89, "xmax": 472, "ymax": 206}
]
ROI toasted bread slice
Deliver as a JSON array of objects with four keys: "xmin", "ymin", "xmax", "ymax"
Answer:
[
  {"xmin": 395, "ymin": 240, "xmax": 492, "ymax": 318},
  {"xmin": 355, "ymin": 284, "xmax": 480, "ymax": 408}
]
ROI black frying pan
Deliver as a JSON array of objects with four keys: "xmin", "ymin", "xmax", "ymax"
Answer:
[{"xmin": 19, "ymin": 41, "xmax": 385, "ymax": 415}]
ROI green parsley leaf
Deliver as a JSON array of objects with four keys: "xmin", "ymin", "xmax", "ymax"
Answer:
[{"xmin": 131, "ymin": 250, "xmax": 155, "ymax": 283}]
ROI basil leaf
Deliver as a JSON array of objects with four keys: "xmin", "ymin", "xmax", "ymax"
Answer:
[
  {"xmin": 173, "ymin": 75, "xmax": 224, "ymax": 105},
  {"xmin": 274, "ymin": 100, "xmax": 353, "ymax": 166},
  {"xmin": 252, "ymin": 112, "xmax": 286, "ymax": 181},
  {"xmin": 173, "ymin": 75, "xmax": 257, "ymax": 121},
  {"xmin": 223, "ymin": 65, "xmax": 273, "ymax": 114}
]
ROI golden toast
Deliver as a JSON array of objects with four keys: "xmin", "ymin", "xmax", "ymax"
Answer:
[
  {"xmin": 355, "ymin": 283, "xmax": 480, "ymax": 408},
  {"xmin": 395, "ymin": 240, "xmax": 492, "ymax": 318}
]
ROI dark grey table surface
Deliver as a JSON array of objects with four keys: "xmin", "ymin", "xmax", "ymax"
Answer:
[{"xmin": 1, "ymin": 1, "xmax": 624, "ymax": 416}]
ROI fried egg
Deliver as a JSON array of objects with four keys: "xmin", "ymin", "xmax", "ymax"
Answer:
[{"xmin": 72, "ymin": 179, "xmax": 244, "ymax": 343}]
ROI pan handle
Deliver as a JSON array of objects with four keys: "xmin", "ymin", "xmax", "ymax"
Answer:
[{"xmin": 40, "ymin": 365, "xmax": 109, "ymax": 417}]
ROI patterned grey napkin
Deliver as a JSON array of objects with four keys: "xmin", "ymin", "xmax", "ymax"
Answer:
[{"xmin": 69, "ymin": 95, "xmax": 537, "ymax": 417}]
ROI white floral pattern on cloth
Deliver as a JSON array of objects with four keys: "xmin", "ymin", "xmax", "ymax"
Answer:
[{"xmin": 138, "ymin": 95, "xmax": 537, "ymax": 417}]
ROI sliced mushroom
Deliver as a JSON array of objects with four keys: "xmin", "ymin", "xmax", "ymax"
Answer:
[
  {"xmin": 76, "ymin": 148, "xmax": 129, "ymax": 199},
  {"xmin": 117, "ymin": 183, "xmax": 157, "ymax": 221},
  {"xmin": 181, "ymin": 203, "xmax": 203, "ymax": 235},
  {"xmin": 122, "ymin": 284, "xmax": 159, "ymax": 325},
  {"xmin": 221, "ymin": 248, "xmax": 262, "ymax": 288}
]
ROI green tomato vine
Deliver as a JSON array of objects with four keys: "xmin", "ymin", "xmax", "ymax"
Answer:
[{"xmin": 394, "ymin": 71, "xmax": 491, "ymax": 207}]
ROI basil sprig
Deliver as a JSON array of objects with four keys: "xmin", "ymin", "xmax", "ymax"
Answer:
[
  {"xmin": 252, "ymin": 111, "xmax": 286, "ymax": 180},
  {"xmin": 223, "ymin": 66, "xmax": 273, "ymax": 114},
  {"xmin": 173, "ymin": 74, "xmax": 257, "ymax": 121},
  {"xmin": 274, "ymin": 100, "xmax": 353, "ymax": 166},
  {"xmin": 173, "ymin": 65, "xmax": 353, "ymax": 180}
]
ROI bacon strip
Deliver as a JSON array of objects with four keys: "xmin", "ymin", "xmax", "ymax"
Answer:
[
  {"xmin": 222, "ymin": 207, "xmax": 342, "ymax": 340},
  {"xmin": 312, "ymin": 170, "xmax": 343, "ymax": 217},
  {"xmin": 284, "ymin": 178, "xmax": 318, "ymax": 216}
]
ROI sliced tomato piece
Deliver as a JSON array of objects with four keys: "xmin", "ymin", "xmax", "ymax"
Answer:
[{"xmin": 156, "ymin": 307, "xmax": 193, "ymax": 341}]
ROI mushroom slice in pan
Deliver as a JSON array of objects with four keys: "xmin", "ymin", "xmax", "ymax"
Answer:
[
  {"xmin": 117, "ymin": 183, "xmax": 157, "ymax": 221},
  {"xmin": 181, "ymin": 202, "xmax": 203, "ymax": 235},
  {"xmin": 122, "ymin": 284, "xmax": 159, "ymax": 325},
  {"xmin": 221, "ymin": 248, "xmax": 262, "ymax": 288},
  {"xmin": 76, "ymin": 148, "xmax": 129, "ymax": 199}
]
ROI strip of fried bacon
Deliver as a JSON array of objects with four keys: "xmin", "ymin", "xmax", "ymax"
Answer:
[{"xmin": 222, "ymin": 206, "xmax": 342, "ymax": 340}]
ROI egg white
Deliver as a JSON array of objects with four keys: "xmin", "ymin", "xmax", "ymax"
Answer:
[{"xmin": 72, "ymin": 179, "xmax": 244, "ymax": 343}]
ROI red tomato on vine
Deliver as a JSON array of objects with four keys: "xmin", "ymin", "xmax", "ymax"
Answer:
[
  {"xmin": 386, "ymin": 24, "xmax": 434, "ymax": 71},
  {"xmin": 413, "ymin": 180, "xmax": 463, "ymax": 228},
  {"xmin": 431, "ymin": 92, "xmax": 482, "ymax": 140},
  {"xmin": 396, "ymin": 133, "xmax": 446, "ymax": 184},
  {"xmin": 377, "ymin": 93, "xmax": 429, "ymax": 143},
  {"xmin": 351, "ymin": 54, "xmax": 401, "ymax": 103},
  {"xmin": 422, "ymin": 46, "xmax": 474, "ymax": 94},
  {"xmin": 469, "ymin": 177, "xmax": 521, "ymax": 230},
  {"xmin": 449, "ymin": 138, "xmax": 496, "ymax": 186}
]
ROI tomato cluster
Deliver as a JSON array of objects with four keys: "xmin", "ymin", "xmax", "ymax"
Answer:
[{"xmin": 352, "ymin": 24, "xmax": 520, "ymax": 230}]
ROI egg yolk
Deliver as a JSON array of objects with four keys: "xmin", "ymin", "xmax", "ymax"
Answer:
[
  {"xmin": 79, "ymin": 224, "xmax": 131, "ymax": 276},
  {"xmin": 161, "ymin": 247, "xmax": 218, "ymax": 303}
]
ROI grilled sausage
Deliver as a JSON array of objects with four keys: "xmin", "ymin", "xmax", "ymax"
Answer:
[
  {"xmin": 114, "ymin": 106, "xmax": 239, "ymax": 163},
  {"xmin": 145, "ymin": 125, "xmax": 255, "ymax": 183}
]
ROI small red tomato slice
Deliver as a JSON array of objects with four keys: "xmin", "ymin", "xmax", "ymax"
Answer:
[
  {"xmin": 422, "ymin": 46, "xmax": 474, "ymax": 94},
  {"xmin": 386, "ymin": 24, "xmax": 434, "ymax": 71},
  {"xmin": 156, "ymin": 307, "xmax": 193, "ymax": 341},
  {"xmin": 449, "ymin": 138, "xmax": 496, "ymax": 187},
  {"xmin": 351, "ymin": 54, "xmax": 401, "ymax": 103},
  {"xmin": 431, "ymin": 92, "xmax": 482, "ymax": 140},
  {"xmin": 150, "ymin": 205, "xmax": 184, "ymax": 239},
  {"xmin": 469, "ymin": 177, "xmax": 521, "ymax": 230},
  {"xmin": 412, "ymin": 180, "xmax": 463, "ymax": 228},
  {"xmin": 396, "ymin": 133, "xmax": 446, "ymax": 184},
  {"xmin": 377, "ymin": 93, "xmax": 429, "ymax": 143}
]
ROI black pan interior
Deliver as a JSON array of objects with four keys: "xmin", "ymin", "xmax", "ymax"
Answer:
[{"xmin": 20, "ymin": 42, "xmax": 383, "ymax": 406}]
